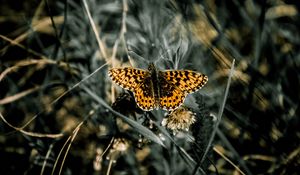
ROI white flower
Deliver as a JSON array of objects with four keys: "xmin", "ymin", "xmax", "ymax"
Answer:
[{"xmin": 162, "ymin": 106, "xmax": 196, "ymax": 134}]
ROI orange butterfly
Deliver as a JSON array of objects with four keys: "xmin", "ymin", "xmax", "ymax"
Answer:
[{"xmin": 108, "ymin": 63, "xmax": 208, "ymax": 111}]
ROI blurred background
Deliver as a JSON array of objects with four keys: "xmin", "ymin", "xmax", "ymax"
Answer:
[{"xmin": 0, "ymin": 0, "xmax": 299, "ymax": 174}]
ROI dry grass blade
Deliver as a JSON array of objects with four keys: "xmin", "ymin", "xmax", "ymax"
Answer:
[
  {"xmin": 14, "ymin": 62, "xmax": 108, "ymax": 130},
  {"xmin": 0, "ymin": 16, "xmax": 64, "ymax": 53},
  {"xmin": 0, "ymin": 86, "xmax": 40, "ymax": 105},
  {"xmin": 58, "ymin": 122, "xmax": 83, "ymax": 175},
  {"xmin": 216, "ymin": 128, "xmax": 252, "ymax": 174},
  {"xmin": 110, "ymin": 0, "xmax": 128, "ymax": 102},
  {"xmin": 51, "ymin": 134, "xmax": 71, "ymax": 175},
  {"xmin": 41, "ymin": 144, "xmax": 54, "ymax": 175},
  {"xmin": 51, "ymin": 120, "xmax": 85, "ymax": 175},
  {"xmin": 213, "ymin": 146, "xmax": 246, "ymax": 175},
  {"xmin": 0, "ymin": 59, "xmax": 56, "ymax": 82},
  {"xmin": 82, "ymin": 0, "xmax": 108, "ymax": 60},
  {"xmin": 0, "ymin": 111, "xmax": 63, "ymax": 138}
]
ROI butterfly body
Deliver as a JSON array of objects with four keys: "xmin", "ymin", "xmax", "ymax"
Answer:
[{"xmin": 108, "ymin": 63, "xmax": 208, "ymax": 111}]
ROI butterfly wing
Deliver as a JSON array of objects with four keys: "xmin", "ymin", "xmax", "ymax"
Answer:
[
  {"xmin": 108, "ymin": 67, "xmax": 148, "ymax": 92},
  {"xmin": 133, "ymin": 76, "xmax": 157, "ymax": 111},
  {"xmin": 160, "ymin": 70, "xmax": 208, "ymax": 93},
  {"xmin": 158, "ymin": 76, "xmax": 186, "ymax": 111},
  {"xmin": 108, "ymin": 67, "xmax": 156, "ymax": 111}
]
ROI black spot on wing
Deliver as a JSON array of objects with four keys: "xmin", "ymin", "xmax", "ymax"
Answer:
[
  {"xmin": 158, "ymin": 75, "xmax": 186, "ymax": 111},
  {"xmin": 133, "ymin": 76, "xmax": 156, "ymax": 111}
]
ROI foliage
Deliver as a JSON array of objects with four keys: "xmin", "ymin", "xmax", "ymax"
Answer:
[{"xmin": 0, "ymin": 0, "xmax": 299, "ymax": 174}]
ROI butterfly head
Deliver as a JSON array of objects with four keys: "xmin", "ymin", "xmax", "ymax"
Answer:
[
  {"xmin": 148, "ymin": 63, "xmax": 157, "ymax": 72},
  {"xmin": 148, "ymin": 63, "xmax": 157, "ymax": 74},
  {"xmin": 148, "ymin": 63, "xmax": 156, "ymax": 71}
]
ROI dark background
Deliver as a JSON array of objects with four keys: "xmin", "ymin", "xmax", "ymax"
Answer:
[{"xmin": 0, "ymin": 0, "xmax": 299, "ymax": 174}]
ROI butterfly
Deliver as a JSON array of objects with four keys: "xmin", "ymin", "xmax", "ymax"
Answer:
[{"xmin": 108, "ymin": 63, "xmax": 208, "ymax": 111}]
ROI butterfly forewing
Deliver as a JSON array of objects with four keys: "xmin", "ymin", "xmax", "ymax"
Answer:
[
  {"xmin": 158, "ymin": 77, "xmax": 186, "ymax": 111},
  {"xmin": 109, "ymin": 67, "xmax": 156, "ymax": 111},
  {"xmin": 108, "ymin": 67, "xmax": 148, "ymax": 91},
  {"xmin": 160, "ymin": 70, "xmax": 208, "ymax": 93}
]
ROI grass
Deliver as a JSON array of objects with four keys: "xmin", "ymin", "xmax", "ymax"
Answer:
[{"xmin": 0, "ymin": 0, "xmax": 299, "ymax": 174}]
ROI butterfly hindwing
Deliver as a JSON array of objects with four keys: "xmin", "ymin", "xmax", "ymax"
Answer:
[
  {"xmin": 158, "ymin": 76, "xmax": 186, "ymax": 111},
  {"xmin": 108, "ymin": 67, "xmax": 148, "ymax": 91},
  {"xmin": 160, "ymin": 70, "xmax": 208, "ymax": 93},
  {"xmin": 133, "ymin": 76, "xmax": 156, "ymax": 111}
]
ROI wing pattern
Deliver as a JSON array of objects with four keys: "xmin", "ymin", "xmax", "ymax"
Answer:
[
  {"xmin": 158, "ymin": 76, "xmax": 186, "ymax": 111},
  {"xmin": 108, "ymin": 67, "xmax": 148, "ymax": 91},
  {"xmin": 160, "ymin": 70, "xmax": 208, "ymax": 93},
  {"xmin": 108, "ymin": 66, "xmax": 208, "ymax": 111}
]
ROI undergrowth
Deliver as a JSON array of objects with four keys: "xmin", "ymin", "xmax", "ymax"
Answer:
[{"xmin": 0, "ymin": 0, "xmax": 299, "ymax": 174}]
